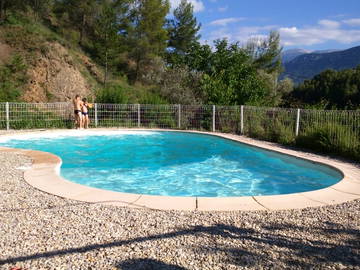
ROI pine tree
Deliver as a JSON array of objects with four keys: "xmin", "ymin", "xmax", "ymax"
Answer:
[
  {"xmin": 25, "ymin": 0, "xmax": 53, "ymax": 20},
  {"xmin": 0, "ymin": 0, "xmax": 4, "ymax": 22},
  {"xmin": 54, "ymin": 0, "xmax": 98, "ymax": 45},
  {"xmin": 0, "ymin": 0, "xmax": 27, "ymax": 22},
  {"xmin": 167, "ymin": 0, "xmax": 201, "ymax": 66},
  {"xmin": 246, "ymin": 31, "xmax": 283, "ymax": 74},
  {"xmin": 94, "ymin": 0, "xmax": 131, "ymax": 86},
  {"xmin": 127, "ymin": 0, "xmax": 170, "ymax": 82},
  {"xmin": 95, "ymin": 2, "xmax": 117, "ymax": 86},
  {"xmin": 246, "ymin": 31, "xmax": 283, "ymax": 101}
]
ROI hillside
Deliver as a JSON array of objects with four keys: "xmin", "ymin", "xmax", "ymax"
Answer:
[
  {"xmin": 282, "ymin": 46, "xmax": 360, "ymax": 84},
  {"xmin": 0, "ymin": 17, "xmax": 106, "ymax": 102}
]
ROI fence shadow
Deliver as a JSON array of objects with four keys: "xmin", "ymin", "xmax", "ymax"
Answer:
[{"xmin": 116, "ymin": 258, "xmax": 187, "ymax": 270}]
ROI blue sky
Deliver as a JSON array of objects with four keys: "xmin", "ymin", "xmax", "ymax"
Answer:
[{"xmin": 169, "ymin": 0, "xmax": 360, "ymax": 51}]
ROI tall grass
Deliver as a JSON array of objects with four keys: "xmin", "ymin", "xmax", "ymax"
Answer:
[{"xmin": 241, "ymin": 107, "xmax": 360, "ymax": 162}]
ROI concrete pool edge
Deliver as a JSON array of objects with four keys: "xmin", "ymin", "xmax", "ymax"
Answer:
[{"xmin": 1, "ymin": 128, "xmax": 359, "ymax": 211}]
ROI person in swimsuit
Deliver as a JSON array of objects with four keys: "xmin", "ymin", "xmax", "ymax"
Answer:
[
  {"xmin": 82, "ymin": 98, "xmax": 90, "ymax": 129},
  {"xmin": 73, "ymin": 95, "xmax": 83, "ymax": 129}
]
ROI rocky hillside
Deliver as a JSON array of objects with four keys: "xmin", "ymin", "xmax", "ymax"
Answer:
[
  {"xmin": 0, "ymin": 20, "xmax": 103, "ymax": 102},
  {"xmin": 24, "ymin": 42, "xmax": 98, "ymax": 102},
  {"xmin": 282, "ymin": 46, "xmax": 360, "ymax": 84}
]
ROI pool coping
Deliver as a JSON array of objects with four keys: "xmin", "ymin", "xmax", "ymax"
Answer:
[{"xmin": 1, "ymin": 128, "xmax": 360, "ymax": 211}]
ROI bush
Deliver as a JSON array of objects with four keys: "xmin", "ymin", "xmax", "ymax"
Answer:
[
  {"xmin": 95, "ymin": 85, "xmax": 128, "ymax": 104},
  {"xmin": 0, "ymin": 54, "xmax": 28, "ymax": 102},
  {"xmin": 139, "ymin": 91, "xmax": 168, "ymax": 105},
  {"xmin": 296, "ymin": 123, "xmax": 360, "ymax": 161},
  {"xmin": 158, "ymin": 66, "xmax": 203, "ymax": 105}
]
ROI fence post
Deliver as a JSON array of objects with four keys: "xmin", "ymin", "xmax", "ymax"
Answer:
[
  {"xmin": 240, "ymin": 105, "xmax": 244, "ymax": 135},
  {"xmin": 6, "ymin": 102, "xmax": 9, "ymax": 131},
  {"xmin": 178, "ymin": 104, "xmax": 181, "ymax": 129},
  {"xmin": 212, "ymin": 105, "xmax": 216, "ymax": 132},
  {"xmin": 137, "ymin": 104, "xmax": 141, "ymax": 128},
  {"xmin": 94, "ymin": 103, "xmax": 98, "ymax": 127},
  {"xmin": 295, "ymin": 108, "xmax": 301, "ymax": 136}
]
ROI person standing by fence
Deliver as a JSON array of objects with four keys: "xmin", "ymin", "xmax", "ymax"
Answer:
[
  {"xmin": 81, "ymin": 98, "xmax": 91, "ymax": 129},
  {"xmin": 73, "ymin": 95, "xmax": 83, "ymax": 129}
]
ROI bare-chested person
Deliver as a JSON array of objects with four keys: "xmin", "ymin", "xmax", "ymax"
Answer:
[
  {"xmin": 81, "ymin": 98, "xmax": 90, "ymax": 129},
  {"xmin": 73, "ymin": 95, "xmax": 83, "ymax": 129}
]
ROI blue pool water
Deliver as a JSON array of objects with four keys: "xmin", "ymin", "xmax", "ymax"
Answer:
[{"xmin": 0, "ymin": 131, "xmax": 342, "ymax": 197}]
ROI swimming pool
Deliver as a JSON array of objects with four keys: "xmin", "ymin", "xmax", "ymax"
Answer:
[{"xmin": 0, "ymin": 130, "xmax": 342, "ymax": 197}]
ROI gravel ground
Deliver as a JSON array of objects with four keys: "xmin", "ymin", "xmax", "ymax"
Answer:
[{"xmin": 0, "ymin": 152, "xmax": 359, "ymax": 270}]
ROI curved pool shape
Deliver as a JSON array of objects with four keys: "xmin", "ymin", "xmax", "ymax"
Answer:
[{"xmin": 0, "ymin": 130, "xmax": 342, "ymax": 197}]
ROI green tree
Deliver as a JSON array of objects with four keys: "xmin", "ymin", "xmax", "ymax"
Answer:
[
  {"xmin": 197, "ymin": 39, "xmax": 269, "ymax": 105},
  {"xmin": 159, "ymin": 66, "xmax": 203, "ymax": 104},
  {"xmin": 54, "ymin": 0, "xmax": 98, "ymax": 45},
  {"xmin": 184, "ymin": 41, "xmax": 212, "ymax": 72},
  {"xmin": 0, "ymin": 0, "xmax": 27, "ymax": 22},
  {"xmin": 286, "ymin": 66, "xmax": 360, "ymax": 109},
  {"xmin": 127, "ymin": 0, "xmax": 170, "ymax": 83},
  {"xmin": 246, "ymin": 31, "xmax": 282, "ymax": 73},
  {"xmin": 25, "ymin": 0, "xmax": 53, "ymax": 19},
  {"xmin": 245, "ymin": 31, "xmax": 285, "ymax": 103},
  {"xmin": 94, "ymin": 0, "xmax": 131, "ymax": 86},
  {"xmin": 166, "ymin": 0, "xmax": 201, "ymax": 66}
]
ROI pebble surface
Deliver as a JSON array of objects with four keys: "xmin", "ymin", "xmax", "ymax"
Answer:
[{"xmin": 0, "ymin": 152, "xmax": 359, "ymax": 270}]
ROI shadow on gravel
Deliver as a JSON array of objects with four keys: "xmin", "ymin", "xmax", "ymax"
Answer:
[
  {"xmin": 1, "ymin": 223, "xmax": 359, "ymax": 268},
  {"xmin": 116, "ymin": 258, "xmax": 187, "ymax": 270},
  {"xmin": 199, "ymin": 223, "xmax": 360, "ymax": 267}
]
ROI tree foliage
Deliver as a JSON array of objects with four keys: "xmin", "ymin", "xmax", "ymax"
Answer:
[
  {"xmin": 127, "ymin": 0, "xmax": 169, "ymax": 83},
  {"xmin": 93, "ymin": 0, "xmax": 130, "ymax": 86},
  {"xmin": 166, "ymin": 0, "xmax": 201, "ymax": 66},
  {"xmin": 182, "ymin": 37, "xmax": 284, "ymax": 105},
  {"xmin": 286, "ymin": 66, "xmax": 360, "ymax": 109},
  {"xmin": 246, "ymin": 31, "xmax": 282, "ymax": 74},
  {"xmin": 199, "ymin": 40, "xmax": 270, "ymax": 105},
  {"xmin": 53, "ymin": 0, "xmax": 100, "ymax": 45}
]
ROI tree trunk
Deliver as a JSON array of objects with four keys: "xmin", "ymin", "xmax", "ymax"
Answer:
[
  {"xmin": 33, "ymin": 0, "xmax": 39, "ymax": 21},
  {"xmin": 134, "ymin": 51, "xmax": 141, "ymax": 83},
  {"xmin": 104, "ymin": 50, "xmax": 108, "ymax": 87},
  {"xmin": 79, "ymin": 13, "xmax": 86, "ymax": 45},
  {"xmin": 0, "ymin": 0, "xmax": 5, "ymax": 22}
]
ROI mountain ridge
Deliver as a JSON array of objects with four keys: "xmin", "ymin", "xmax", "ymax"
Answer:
[
  {"xmin": 281, "ymin": 48, "xmax": 340, "ymax": 63},
  {"xmin": 281, "ymin": 45, "xmax": 360, "ymax": 84}
]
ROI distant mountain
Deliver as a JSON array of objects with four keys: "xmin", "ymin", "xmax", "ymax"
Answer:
[
  {"xmin": 312, "ymin": 49, "xmax": 340, "ymax": 54},
  {"xmin": 281, "ymin": 48, "xmax": 340, "ymax": 63},
  {"xmin": 281, "ymin": 46, "xmax": 360, "ymax": 84},
  {"xmin": 282, "ymin": 49, "xmax": 310, "ymax": 63}
]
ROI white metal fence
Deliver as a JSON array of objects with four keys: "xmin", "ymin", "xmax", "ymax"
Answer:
[{"xmin": 0, "ymin": 102, "xmax": 359, "ymax": 154}]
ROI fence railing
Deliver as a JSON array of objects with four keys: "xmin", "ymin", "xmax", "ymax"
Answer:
[{"xmin": 0, "ymin": 102, "xmax": 359, "ymax": 159}]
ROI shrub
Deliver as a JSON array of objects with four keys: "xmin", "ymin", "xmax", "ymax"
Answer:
[
  {"xmin": 296, "ymin": 123, "xmax": 360, "ymax": 161},
  {"xmin": 0, "ymin": 54, "xmax": 28, "ymax": 102},
  {"xmin": 95, "ymin": 85, "xmax": 128, "ymax": 104},
  {"xmin": 139, "ymin": 91, "xmax": 167, "ymax": 105},
  {"xmin": 268, "ymin": 119, "xmax": 296, "ymax": 145}
]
